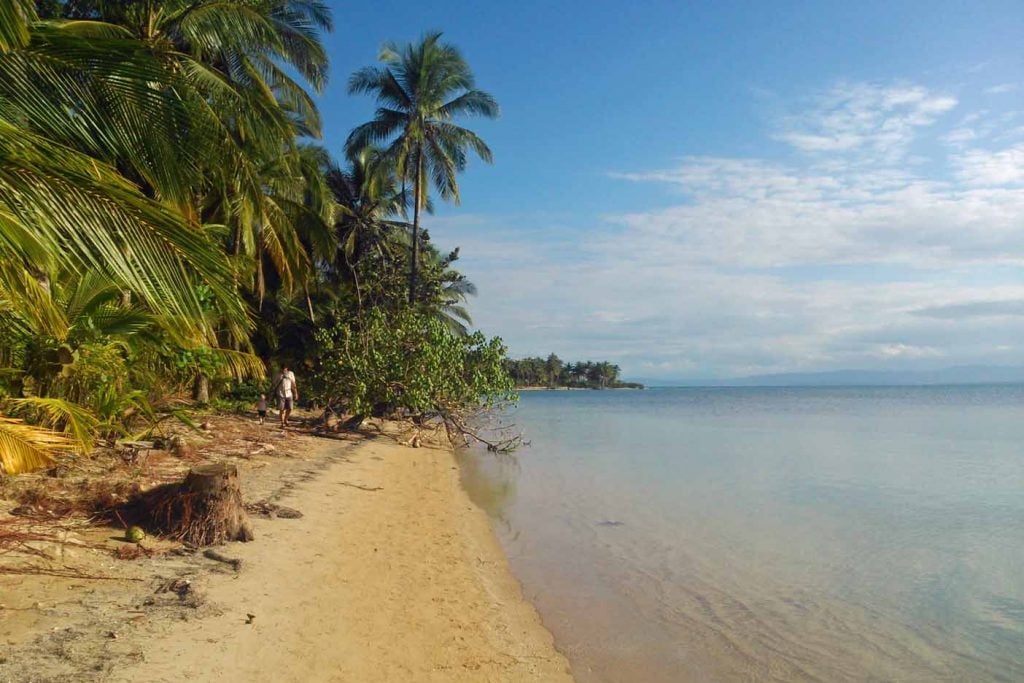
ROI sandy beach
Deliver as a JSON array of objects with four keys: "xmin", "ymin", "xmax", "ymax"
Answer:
[{"xmin": 0, "ymin": 423, "xmax": 572, "ymax": 682}]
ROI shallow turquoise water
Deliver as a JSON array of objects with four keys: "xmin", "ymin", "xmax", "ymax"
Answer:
[{"xmin": 459, "ymin": 386, "xmax": 1024, "ymax": 682}]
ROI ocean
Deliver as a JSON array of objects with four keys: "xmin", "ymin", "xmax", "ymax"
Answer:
[{"xmin": 458, "ymin": 385, "xmax": 1024, "ymax": 682}]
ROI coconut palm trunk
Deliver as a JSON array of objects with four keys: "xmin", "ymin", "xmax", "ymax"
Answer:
[{"xmin": 410, "ymin": 148, "xmax": 423, "ymax": 304}]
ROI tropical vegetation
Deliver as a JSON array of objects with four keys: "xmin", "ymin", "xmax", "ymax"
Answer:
[
  {"xmin": 505, "ymin": 354, "xmax": 643, "ymax": 389},
  {"xmin": 0, "ymin": 0, "xmax": 509, "ymax": 474}
]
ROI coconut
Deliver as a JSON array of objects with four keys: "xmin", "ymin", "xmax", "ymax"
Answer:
[{"xmin": 126, "ymin": 526, "xmax": 146, "ymax": 543}]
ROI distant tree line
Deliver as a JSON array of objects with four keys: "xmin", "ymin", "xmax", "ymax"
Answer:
[{"xmin": 504, "ymin": 354, "xmax": 643, "ymax": 389}]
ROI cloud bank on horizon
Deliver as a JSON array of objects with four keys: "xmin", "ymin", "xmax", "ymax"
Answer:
[{"xmin": 432, "ymin": 80, "xmax": 1024, "ymax": 381}]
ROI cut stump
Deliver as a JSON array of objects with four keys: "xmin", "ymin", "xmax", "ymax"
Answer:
[{"xmin": 148, "ymin": 463, "xmax": 254, "ymax": 546}]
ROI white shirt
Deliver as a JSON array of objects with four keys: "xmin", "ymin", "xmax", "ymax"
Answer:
[{"xmin": 278, "ymin": 371, "xmax": 296, "ymax": 398}]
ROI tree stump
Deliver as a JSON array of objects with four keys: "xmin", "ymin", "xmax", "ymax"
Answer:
[{"xmin": 149, "ymin": 463, "xmax": 254, "ymax": 546}]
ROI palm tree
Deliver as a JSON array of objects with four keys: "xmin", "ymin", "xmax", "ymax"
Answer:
[
  {"xmin": 346, "ymin": 31, "xmax": 498, "ymax": 304},
  {"xmin": 427, "ymin": 246, "xmax": 478, "ymax": 336},
  {"xmin": 325, "ymin": 146, "xmax": 411, "ymax": 299},
  {"xmin": 0, "ymin": 0, "xmax": 330, "ymax": 470},
  {"xmin": 90, "ymin": 0, "xmax": 336, "ymax": 305},
  {"xmin": 0, "ymin": 9, "xmax": 244, "ymax": 338}
]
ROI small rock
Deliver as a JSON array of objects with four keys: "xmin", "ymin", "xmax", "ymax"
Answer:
[
  {"xmin": 167, "ymin": 435, "xmax": 192, "ymax": 457},
  {"xmin": 273, "ymin": 506, "xmax": 302, "ymax": 519}
]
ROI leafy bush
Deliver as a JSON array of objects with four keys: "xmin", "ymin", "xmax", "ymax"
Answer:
[{"xmin": 313, "ymin": 308, "xmax": 515, "ymax": 421}]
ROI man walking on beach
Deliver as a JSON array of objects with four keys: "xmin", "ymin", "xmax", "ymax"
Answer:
[{"xmin": 273, "ymin": 365, "xmax": 298, "ymax": 428}]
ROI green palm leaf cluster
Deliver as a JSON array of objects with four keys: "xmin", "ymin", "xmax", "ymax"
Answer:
[
  {"xmin": 0, "ymin": 0, "xmax": 334, "ymax": 473},
  {"xmin": 0, "ymin": 10, "xmax": 500, "ymax": 475}
]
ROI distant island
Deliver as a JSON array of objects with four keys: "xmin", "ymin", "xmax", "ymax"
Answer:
[{"xmin": 505, "ymin": 354, "xmax": 644, "ymax": 389}]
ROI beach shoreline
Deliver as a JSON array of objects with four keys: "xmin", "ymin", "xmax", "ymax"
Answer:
[{"xmin": 0, "ymin": 420, "xmax": 572, "ymax": 682}]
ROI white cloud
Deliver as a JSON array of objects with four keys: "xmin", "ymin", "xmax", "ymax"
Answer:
[
  {"xmin": 431, "ymin": 80, "xmax": 1024, "ymax": 379},
  {"xmin": 985, "ymin": 83, "xmax": 1018, "ymax": 95},
  {"xmin": 612, "ymin": 155, "xmax": 1024, "ymax": 268},
  {"xmin": 874, "ymin": 343, "xmax": 943, "ymax": 359},
  {"xmin": 954, "ymin": 144, "xmax": 1024, "ymax": 186},
  {"xmin": 775, "ymin": 83, "xmax": 957, "ymax": 162},
  {"xmin": 943, "ymin": 127, "xmax": 976, "ymax": 146}
]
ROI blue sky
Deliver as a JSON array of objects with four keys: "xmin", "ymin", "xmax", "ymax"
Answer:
[{"xmin": 318, "ymin": 0, "xmax": 1024, "ymax": 380}]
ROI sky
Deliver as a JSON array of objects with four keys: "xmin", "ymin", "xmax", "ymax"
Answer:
[{"xmin": 317, "ymin": 0, "xmax": 1024, "ymax": 381}]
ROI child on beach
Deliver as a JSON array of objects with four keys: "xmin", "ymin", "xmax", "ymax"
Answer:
[{"xmin": 256, "ymin": 394, "xmax": 268, "ymax": 424}]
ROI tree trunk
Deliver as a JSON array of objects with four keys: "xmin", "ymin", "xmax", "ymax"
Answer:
[
  {"xmin": 147, "ymin": 463, "xmax": 254, "ymax": 546},
  {"xmin": 193, "ymin": 373, "xmax": 209, "ymax": 403},
  {"xmin": 409, "ymin": 149, "xmax": 422, "ymax": 305}
]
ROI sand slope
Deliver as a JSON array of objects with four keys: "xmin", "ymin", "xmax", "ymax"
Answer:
[{"xmin": 110, "ymin": 436, "xmax": 573, "ymax": 683}]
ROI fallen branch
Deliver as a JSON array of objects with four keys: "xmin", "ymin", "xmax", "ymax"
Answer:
[
  {"xmin": 437, "ymin": 406, "xmax": 525, "ymax": 453},
  {"xmin": 202, "ymin": 549, "xmax": 242, "ymax": 571},
  {"xmin": 337, "ymin": 481, "xmax": 382, "ymax": 492},
  {"xmin": 0, "ymin": 566, "xmax": 144, "ymax": 581}
]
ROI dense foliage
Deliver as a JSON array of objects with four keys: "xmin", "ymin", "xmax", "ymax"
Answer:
[
  {"xmin": 0, "ymin": 0, "xmax": 508, "ymax": 473},
  {"xmin": 313, "ymin": 309, "xmax": 514, "ymax": 422},
  {"xmin": 505, "ymin": 354, "xmax": 643, "ymax": 389}
]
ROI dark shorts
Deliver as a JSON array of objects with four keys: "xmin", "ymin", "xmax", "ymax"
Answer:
[
  {"xmin": 257, "ymin": 410, "xmax": 267, "ymax": 418},
  {"xmin": 278, "ymin": 397, "xmax": 294, "ymax": 411}
]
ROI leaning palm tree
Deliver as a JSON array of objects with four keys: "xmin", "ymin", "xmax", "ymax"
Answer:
[{"xmin": 346, "ymin": 31, "xmax": 498, "ymax": 304}]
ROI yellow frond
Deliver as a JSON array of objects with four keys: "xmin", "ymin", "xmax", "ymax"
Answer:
[
  {"xmin": 0, "ymin": 416, "xmax": 69, "ymax": 474},
  {"xmin": 7, "ymin": 397, "xmax": 97, "ymax": 453}
]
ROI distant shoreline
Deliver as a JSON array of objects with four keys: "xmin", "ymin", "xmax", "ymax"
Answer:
[{"xmin": 517, "ymin": 385, "xmax": 645, "ymax": 391}]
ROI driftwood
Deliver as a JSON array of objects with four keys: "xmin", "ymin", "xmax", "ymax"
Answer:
[
  {"xmin": 245, "ymin": 501, "xmax": 303, "ymax": 519},
  {"xmin": 337, "ymin": 481, "xmax": 382, "ymax": 492},
  {"xmin": 0, "ymin": 566, "xmax": 144, "ymax": 581},
  {"xmin": 142, "ymin": 463, "xmax": 255, "ymax": 546},
  {"xmin": 203, "ymin": 548, "xmax": 242, "ymax": 571}
]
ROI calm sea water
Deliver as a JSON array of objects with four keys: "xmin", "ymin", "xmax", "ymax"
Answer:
[{"xmin": 458, "ymin": 386, "xmax": 1024, "ymax": 682}]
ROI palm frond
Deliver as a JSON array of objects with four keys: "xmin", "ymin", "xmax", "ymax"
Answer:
[
  {"xmin": 0, "ymin": 0, "xmax": 33, "ymax": 52},
  {"xmin": 0, "ymin": 416, "xmax": 68, "ymax": 474},
  {"xmin": 209, "ymin": 348, "xmax": 267, "ymax": 380},
  {"xmin": 0, "ymin": 123, "xmax": 245, "ymax": 340},
  {"xmin": 8, "ymin": 397, "xmax": 98, "ymax": 453}
]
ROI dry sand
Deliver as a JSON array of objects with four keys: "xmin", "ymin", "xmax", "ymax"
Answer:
[{"xmin": 0, "ymin": 426, "xmax": 573, "ymax": 682}]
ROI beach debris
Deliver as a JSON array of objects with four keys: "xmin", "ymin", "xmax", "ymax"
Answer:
[
  {"xmin": 596, "ymin": 520, "xmax": 625, "ymax": 527},
  {"xmin": 245, "ymin": 613, "xmax": 256, "ymax": 624},
  {"xmin": 202, "ymin": 549, "xmax": 242, "ymax": 571},
  {"xmin": 0, "ymin": 566, "xmax": 142, "ymax": 581},
  {"xmin": 126, "ymin": 525, "xmax": 146, "ymax": 543},
  {"xmin": 245, "ymin": 500, "xmax": 303, "ymax": 519},
  {"xmin": 130, "ymin": 463, "xmax": 255, "ymax": 546},
  {"xmin": 114, "ymin": 544, "xmax": 156, "ymax": 561},
  {"xmin": 46, "ymin": 463, "xmax": 70, "ymax": 478},
  {"xmin": 156, "ymin": 578, "xmax": 193, "ymax": 600},
  {"xmin": 337, "ymin": 481, "xmax": 383, "ymax": 492},
  {"xmin": 167, "ymin": 435, "xmax": 193, "ymax": 458}
]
